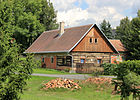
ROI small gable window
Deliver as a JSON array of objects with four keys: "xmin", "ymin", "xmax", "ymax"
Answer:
[
  {"xmin": 94, "ymin": 38, "xmax": 98, "ymax": 43},
  {"xmin": 89, "ymin": 38, "xmax": 92, "ymax": 43}
]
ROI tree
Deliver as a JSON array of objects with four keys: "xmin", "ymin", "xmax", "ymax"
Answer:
[
  {"xmin": 99, "ymin": 19, "xmax": 113, "ymax": 39},
  {"xmin": 0, "ymin": 0, "xmax": 58, "ymax": 52},
  {"xmin": 129, "ymin": 15, "xmax": 140, "ymax": 60},
  {"xmin": 113, "ymin": 60, "xmax": 140, "ymax": 100},
  {"xmin": 0, "ymin": 0, "xmax": 13, "ymax": 35},
  {"xmin": 0, "ymin": 1, "xmax": 36, "ymax": 99},
  {"xmin": 116, "ymin": 11, "xmax": 140, "ymax": 60},
  {"xmin": 39, "ymin": 0, "xmax": 58, "ymax": 30},
  {"xmin": 0, "ymin": 32, "xmax": 34, "ymax": 100},
  {"xmin": 115, "ymin": 17, "xmax": 131, "ymax": 48}
]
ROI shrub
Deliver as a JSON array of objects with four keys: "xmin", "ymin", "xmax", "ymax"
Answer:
[
  {"xmin": 101, "ymin": 63, "xmax": 117, "ymax": 75},
  {"xmin": 64, "ymin": 68, "xmax": 70, "ymax": 72},
  {"xmin": 92, "ymin": 67, "xmax": 104, "ymax": 77},
  {"xmin": 113, "ymin": 60, "xmax": 140, "ymax": 100}
]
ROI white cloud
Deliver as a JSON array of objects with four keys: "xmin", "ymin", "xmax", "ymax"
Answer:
[
  {"xmin": 50, "ymin": 0, "xmax": 140, "ymax": 28},
  {"xmin": 51, "ymin": 0, "xmax": 77, "ymax": 11},
  {"xmin": 57, "ymin": 8, "xmax": 88, "ymax": 27}
]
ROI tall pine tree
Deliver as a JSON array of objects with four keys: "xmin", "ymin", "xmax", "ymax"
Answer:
[
  {"xmin": 99, "ymin": 19, "xmax": 113, "ymax": 39},
  {"xmin": 116, "ymin": 17, "xmax": 132, "ymax": 48},
  {"xmin": 116, "ymin": 10, "xmax": 140, "ymax": 60},
  {"xmin": 0, "ymin": 0, "xmax": 36, "ymax": 99},
  {"xmin": 129, "ymin": 11, "xmax": 140, "ymax": 60}
]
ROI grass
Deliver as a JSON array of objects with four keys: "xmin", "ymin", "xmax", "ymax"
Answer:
[
  {"xmin": 33, "ymin": 68, "xmax": 81, "ymax": 75},
  {"xmin": 21, "ymin": 76, "xmax": 121, "ymax": 100},
  {"xmin": 33, "ymin": 68, "xmax": 70, "ymax": 74}
]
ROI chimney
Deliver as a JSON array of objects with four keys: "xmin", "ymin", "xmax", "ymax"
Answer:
[{"xmin": 59, "ymin": 22, "xmax": 65, "ymax": 36}]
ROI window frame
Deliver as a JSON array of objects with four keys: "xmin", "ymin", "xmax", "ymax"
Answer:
[
  {"xmin": 97, "ymin": 59, "xmax": 102, "ymax": 64},
  {"xmin": 42, "ymin": 57, "xmax": 45, "ymax": 63},
  {"xmin": 51, "ymin": 56, "xmax": 54, "ymax": 63},
  {"xmin": 80, "ymin": 58, "xmax": 85, "ymax": 63},
  {"xmin": 89, "ymin": 38, "xmax": 93, "ymax": 43},
  {"xmin": 94, "ymin": 38, "xmax": 98, "ymax": 44}
]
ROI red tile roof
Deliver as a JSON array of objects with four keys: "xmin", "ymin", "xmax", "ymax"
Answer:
[
  {"xmin": 26, "ymin": 24, "xmax": 93, "ymax": 53},
  {"xmin": 109, "ymin": 40, "xmax": 126, "ymax": 52}
]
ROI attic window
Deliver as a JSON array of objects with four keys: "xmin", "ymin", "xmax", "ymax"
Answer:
[
  {"xmin": 94, "ymin": 38, "xmax": 98, "ymax": 43},
  {"xmin": 89, "ymin": 38, "xmax": 92, "ymax": 43}
]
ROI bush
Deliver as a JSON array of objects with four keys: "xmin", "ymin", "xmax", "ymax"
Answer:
[
  {"xmin": 113, "ymin": 60, "xmax": 140, "ymax": 100},
  {"xmin": 101, "ymin": 63, "xmax": 117, "ymax": 75},
  {"xmin": 64, "ymin": 68, "xmax": 70, "ymax": 72},
  {"xmin": 92, "ymin": 67, "xmax": 104, "ymax": 77}
]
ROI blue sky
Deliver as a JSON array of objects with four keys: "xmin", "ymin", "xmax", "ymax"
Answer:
[{"xmin": 51, "ymin": 0, "xmax": 140, "ymax": 28}]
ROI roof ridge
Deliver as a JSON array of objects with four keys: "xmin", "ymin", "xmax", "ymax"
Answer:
[
  {"xmin": 44, "ymin": 29, "xmax": 59, "ymax": 33},
  {"xmin": 44, "ymin": 24, "xmax": 93, "ymax": 33},
  {"xmin": 65, "ymin": 24, "xmax": 93, "ymax": 30}
]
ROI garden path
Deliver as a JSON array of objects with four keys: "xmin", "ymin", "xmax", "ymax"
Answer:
[{"xmin": 32, "ymin": 73, "xmax": 116, "ymax": 80}]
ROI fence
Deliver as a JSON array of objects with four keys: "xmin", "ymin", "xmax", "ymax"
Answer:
[{"xmin": 76, "ymin": 63, "xmax": 103, "ymax": 73}]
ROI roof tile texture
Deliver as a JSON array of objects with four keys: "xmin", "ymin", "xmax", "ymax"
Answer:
[
  {"xmin": 26, "ymin": 24, "xmax": 92, "ymax": 53},
  {"xmin": 109, "ymin": 40, "xmax": 126, "ymax": 52}
]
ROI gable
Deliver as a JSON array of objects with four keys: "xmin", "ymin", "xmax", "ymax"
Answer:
[{"xmin": 72, "ymin": 26, "xmax": 115, "ymax": 53}]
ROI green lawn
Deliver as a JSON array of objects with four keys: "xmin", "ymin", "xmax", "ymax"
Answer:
[
  {"xmin": 33, "ymin": 68, "xmax": 92, "ymax": 76},
  {"xmin": 21, "ymin": 76, "xmax": 121, "ymax": 100},
  {"xmin": 33, "ymin": 68, "xmax": 70, "ymax": 74},
  {"xmin": 33, "ymin": 68, "xmax": 84, "ymax": 75}
]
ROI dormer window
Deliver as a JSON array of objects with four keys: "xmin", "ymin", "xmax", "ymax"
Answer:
[
  {"xmin": 89, "ymin": 38, "xmax": 92, "ymax": 43},
  {"xmin": 94, "ymin": 38, "xmax": 98, "ymax": 43}
]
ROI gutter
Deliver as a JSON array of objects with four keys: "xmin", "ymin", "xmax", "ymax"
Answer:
[{"xmin": 24, "ymin": 50, "xmax": 69, "ymax": 54}]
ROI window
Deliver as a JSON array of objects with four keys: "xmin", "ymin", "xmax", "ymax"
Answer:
[
  {"xmin": 97, "ymin": 59, "xmax": 102, "ymax": 64},
  {"xmin": 80, "ymin": 59, "xmax": 85, "ymax": 63},
  {"xmin": 57, "ymin": 56, "xmax": 72, "ymax": 67},
  {"xmin": 94, "ymin": 38, "xmax": 98, "ymax": 43},
  {"xmin": 42, "ymin": 57, "xmax": 45, "ymax": 62},
  {"xmin": 51, "ymin": 56, "xmax": 54, "ymax": 63},
  {"xmin": 89, "ymin": 38, "xmax": 92, "ymax": 43}
]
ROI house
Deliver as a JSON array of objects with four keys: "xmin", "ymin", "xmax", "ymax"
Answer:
[{"xmin": 25, "ymin": 22, "xmax": 126, "ymax": 73}]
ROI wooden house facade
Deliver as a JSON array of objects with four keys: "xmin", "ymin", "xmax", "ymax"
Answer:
[{"xmin": 25, "ymin": 22, "xmax": 126, "ymax": 73}]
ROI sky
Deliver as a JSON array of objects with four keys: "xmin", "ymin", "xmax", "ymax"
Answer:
[{"xmin": 50, "ymin": 0, "xmax": 140, "ymax": 28}]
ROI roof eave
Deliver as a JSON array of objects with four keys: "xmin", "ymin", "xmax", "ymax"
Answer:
[{"xmin": 24, "ymin": 50, "xmax": 69, "ymax": 54}]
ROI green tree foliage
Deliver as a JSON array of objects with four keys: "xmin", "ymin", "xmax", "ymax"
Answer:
[
  {"xmin": 0, "ymin": 0, "xmax": 58, "ymax": 52},
  {"xmin": 113, "ymin": 60, "xmax": 140, "ymax": 100},
  {"xmin": 99, "ymin": 19, "xmax": 113, "ymax": 39},
  {"xmin": 101, "ymin": 63, "xmax": 117, "ymax": 75},
  {"xmin": 115, "ymin": 17, "xmax": 131, "ymax": 50},
  {"xmin": 116, "ymin": 10, "xmax": 140, "ymax": 60},
  {"xmin": 0, "ymin": 1, "xmax": 36, "ymax": 99},
  {"xmin": 129, "ymin": 15, "xmax": 140, "ymax": 60},
  {"xmin": 0, "ymin": 32, "xmax": 36, "ymax": 100},
  {"xmin": 0, "ymin": 0, "xmax": 13, "ymax": 35}
]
